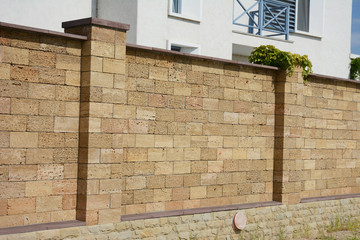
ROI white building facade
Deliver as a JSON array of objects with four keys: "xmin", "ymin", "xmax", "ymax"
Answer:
[{"xmin": 0, "ymin": 0, "xmax": 353, "ymax": 78}]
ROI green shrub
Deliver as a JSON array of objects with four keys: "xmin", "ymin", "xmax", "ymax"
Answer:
[
  {"xmin": 248, "ymin": 45, "xmax": 313, "ymax": 80},
  {"xmin": 350, "ymin": 57, "xmax": 360, "ymax": 80}
]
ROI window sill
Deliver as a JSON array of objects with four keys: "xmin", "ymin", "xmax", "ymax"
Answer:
[
  {"xmin": 232, "ymin": 30, "xmax": 294, "ymax": 43},
  {"xmin": 168, "ymin": 12, "xmax": 201, "ymax": 23},
  {"xmin": 291, "ymin": 30, "xmax": 322, "ymax": 39}
]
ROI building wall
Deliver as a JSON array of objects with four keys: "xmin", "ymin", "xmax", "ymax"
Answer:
[
  {"xmin": 0, "ymin": 0, "xmax": 92, "ymax": 32},
  {"xmin": 133, "ymin": 0, "xmax": 352, "ymax": 78},
  {"xmin": 97, "ymin": 0, "xmax": 138, "ymax": 44},
  {"xmin": 0, "ymin": 27, "xmax": 82, "ymax": 227},
  {"xmin": 0, "ymin": 0, "xmax": 353, "ymax": 78}
]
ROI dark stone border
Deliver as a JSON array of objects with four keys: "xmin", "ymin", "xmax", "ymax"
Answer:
[
  {"xmin": 121, "ymin": 201, "xmax": 282, "ymax": 221},
  {"xmin": 62, "ymin": 17, "xmax": 130, "ymax": 31},
  {"xmin": 301, "ymin": 193, "xmax": 360, "ymax": 203},
  {"xmin": 0, "ymin": 22, "xmax": 87, "ymax": 40},
  {"xmin": 0, "ymin": 220, "xmax": 85, "ymax": 236},
  {"xmin": 126, "ymin": 43, "xmax": 280, "ymax": 71},
  {"xmin": 309, "ymin": 73, "xmax": 360, "ymax": 85}
]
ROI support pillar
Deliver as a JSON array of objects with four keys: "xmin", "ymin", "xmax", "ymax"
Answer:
[
  {"xmin": 62, "ymin": 18, "xmax": 129, "ymax": 225},
  {"xmin": 273, "ymin": 69, "xmax": 304, "ymax": 204}
]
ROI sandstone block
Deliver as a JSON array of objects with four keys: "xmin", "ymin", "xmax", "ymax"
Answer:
[
  {"xmin": 0, "ymin": 46, "xmax": 29, "ymax": 65},
  {"xmin": 136, "ymin": 107, "xmax": 156, "ymax": 120},
  {"xmin": 25, "ymin": 181, "xmax": 52, "ymax": 197},
  {"xmin": 155, "ymin": 162, "xmax": 173, "ymax": 175},
  {"xmin": 154, "ymin": 189, "xmax": 172, "ymax": 202},
  {"xmin": 190, "ymin": 186, "xmax": 207, "ymax": 199},
  {"xmin": 149, "ymin": 66, "xmax": 168, "ymax": 81},
  {"xmin": 113, "ymin": 105, "xmax": 136, "ymax": 119},
  {"xmin": 11, "ymin": 98, "xmax": 39, "ymax": 115},
  {"xmin": 36, "ymin": 196, "xmax": 62, "ymax": 213},
  {"xmin": 0, "ymin": 63, "xmax": 10, "ymax": 80},
  {"xmin": 10, "ymin": 65, "xmax": 38, "ymax": 83},
  {"xmin": 98, "ymin": 208, "xmax": 122, "ymax": 224},
  {"xmin": 10, "ymin": 132, "xmax": 38, "ymax": 148},
  {"xmin": 155, "ymin": 135, "xmax": 173, "ymax": 148},
  {"xmin": 174, "ymin": 161, "xmax": 191, "ymax": 174},
  {"xmin": 148, "ymin": 148, "xmax": 166, "ymax": 162},
  {"xmin": 88, "ymin": 41, "xmax": 114, "ymax": 58},
  {"xmin": 39, "ymin": 133, "xmax": 64, "ymax": 148},
  {"xmin": 136, "ymin": 134, "xmax": 155, "ymax": 147},
  {"xmin": 0, "ymin": 115, "xmax": 27, "ymax": 131},
  {"xmin": 146, "ymin": 175, "xmax": 166, "ymax": 189},
  {"xmin": 28, "ymin": 83, "xmax": 55, "ymax": 100},
  {"xmin": 0, "ymin": 182, "xmax": 25, "ymax": 199},
  {"xmin": 100, "ymin": 149, "xmax": 123, "ymax": 164},
  {"xmin": 27, "ymin": 116, "xmax": 54, "ymax": 132},
  {"xmin": 127, "ymin": 148, "xmax": 148, "ymax": 162},
  {"xmin": 65, "ymin": 70, "xmax": 80, "ymax": 86},
  {"xmin": 37, "ymin": 164, "xmax": 64, "ymax": 180},
  {"xmin": 0, "ymin": 80, "xmax": 28, "ymax": 98},
  {"xmin": 39, "ymin": 68, "xmax": 65, "ymax": 84},
  {"xmin": 7, "ymin": 198, "xmax": 36, "ymax": 215},
  {"xmin": 103, "ymin": 58, "xmax": 125, "ymax": 74},
  {"xmin": 9, "ymin": 165, "xmax": 37, "ymax": 181},
  {"xmin": 126, "ymin": 176, "xmax": 146, "ymax": 190},
  {"xmin": 56, "ymin": 85, "xmax": 79, "ymax": 101},
  {"xmin": 29, "ymin": 50, "xmax": 55, "ymax": 67},
  {"xmin": 100, "ymin": 179, "xmax": 122, "ymax": 194}
]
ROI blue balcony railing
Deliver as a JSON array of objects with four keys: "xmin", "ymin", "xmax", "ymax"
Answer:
[{"xmin": 233, "ymin": 0, "xmax": 292, "ymax": 40}]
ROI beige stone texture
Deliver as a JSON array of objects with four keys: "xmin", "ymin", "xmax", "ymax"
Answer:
[
  {"xmin": 0, "ymin": 149, "xmax": 26, "ymax": 165},
  {"xmin": 0, "ymin": 46, "xmax": 29, "ymax": 65},
  {"xmin": 10, "ymin": 132, "xmax": 38, "ymax": 148},
  {"xmin": 7, "ymin": 198, "xmax": 36, "ymax": 215}
]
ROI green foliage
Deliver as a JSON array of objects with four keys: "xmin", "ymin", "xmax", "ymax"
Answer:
[
  {"xmin": 248, "ymin": 45, "xmax": 313, "ymax": 80},
  {"xmin": 278, "ymin": 227, "xmax": 286, "ymax": 240},
  {"xmin": 327, "ymin": 216, "xmax": 360, "ymax": 233},
  {"xmin": 350, "ymin": 57, "xmax": 360, "ymax": 80}
]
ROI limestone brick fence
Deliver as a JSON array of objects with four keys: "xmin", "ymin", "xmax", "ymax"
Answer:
[{"xmin": 0, "ymin": 18, "xmax": 360, "ymax": 239}]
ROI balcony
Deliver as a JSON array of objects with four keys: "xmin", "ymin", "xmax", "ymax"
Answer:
[{"xmin": 233, "ymin": 0, "xmax": 295, "ymax": 40}]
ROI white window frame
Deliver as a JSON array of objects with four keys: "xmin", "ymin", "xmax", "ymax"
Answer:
[
  {"xmin": 294, "ymin": 0, "xmax": 324, "ymax": 38},
  {"xmin": 168, "ymin": 0, "xmax": 202, "ymax": 22},
  {"xmin": 167, "ymin": 40, "xmax": 201, "ymax": 55}
]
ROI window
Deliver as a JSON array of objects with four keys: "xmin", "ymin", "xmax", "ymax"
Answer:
[
  {"xmin": 295, "ymin": 0, "xmax": 324, "ymax": 36},
  {"xmin": 168, "ymin": 41, "xmax": 200, "ymax": 54},
  {"xmin": 172, "ymin": 0, "xmax": 182, "ymax": 14},
  {"xmin": 168, "ymin": 0, "xmax": 202, "ymax": 22},
  {"xmin": 171, "ymin": 45, "xmax": 182, "ymax": 52},
  {"xmin": 297, "ymin": 0, "xmax": 310, "ymax": 32}
]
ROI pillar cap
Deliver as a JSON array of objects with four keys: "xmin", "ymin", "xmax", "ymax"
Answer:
[{"xmin": 62, "ymin": 17, "xmax": 130, "ymax": 31}]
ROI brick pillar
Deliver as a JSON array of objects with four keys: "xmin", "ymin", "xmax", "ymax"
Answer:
[
  {"xmin": 273, "ymin": 69, "xmax": 304, "ymax": 204},
  {"xmin": 63, "ymin": 18, "xmax": 129, "ymax": 225}
]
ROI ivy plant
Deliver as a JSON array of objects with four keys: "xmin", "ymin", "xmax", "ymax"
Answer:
[
  {"xmin": 350, "ymin": 57, "xmax": 360, "ymax": 80},
  {"xmin": 248, "ymin": 45, "xmax": 313, "ymax": 80}
]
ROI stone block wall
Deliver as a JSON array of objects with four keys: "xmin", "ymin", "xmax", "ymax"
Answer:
[
  {"xmin": 301, "ymin": 76, "xmax": 360, "ymax": 198},
  {"xmin": 120, "ymin": 47, "xmax": 277, "ymax": 215},
  {"xmin": 3, "ymin": 197, "xmax": 360, "ymax": 239},
  {"xmin": 0, "ymin": 17, "xmax": 360, "ymax": 233},
  {"xmin": 0, "ymin": 27, "xmax": 82, "ymax": 227}
]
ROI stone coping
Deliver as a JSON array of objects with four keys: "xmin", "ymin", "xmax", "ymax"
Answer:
[
  {"xmin": 126, "ymin": 43, "xmax": 280, "ymax": 71},
  {"xmin": 0, "ymin": 22, "xmax": 87, "ymax": 40},
  {"xmin": 301, "ymin": 193, "xmax": 360, "ymax": 203},
  {"xmin": 121, "ymin": 201, "xmax": 282, "ymax": 221},
  {"xmin": 309, "ymin": 73, "xmax": 360, "ymax": 85},
  {"xmin": 0, "ymin": 220, "xmax": 85, "ymax": 236},
  {"xmin": 62, "ymin": 17, "xmax": 130, "ymax": 31}
]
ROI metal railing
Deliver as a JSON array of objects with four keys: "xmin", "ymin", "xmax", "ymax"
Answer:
[{"xmin": 233, "ymin": 0, "xmax": 291, "ymax": 40}]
